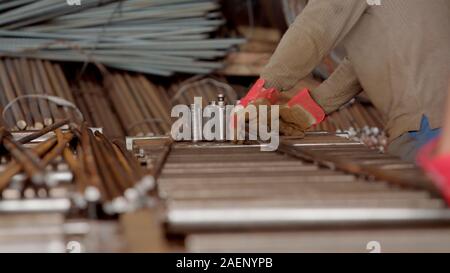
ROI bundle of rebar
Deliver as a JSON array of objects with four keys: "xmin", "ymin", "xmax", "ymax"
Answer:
[
  {"xmin": 0, "ymin": 123, "xmax": 153, "ymax": 215},
  {"xmin": 280, "ymin": 134, "xmax": 436, "ymax": 193},
  {"xmin": 0, "ymin": 0, "xmax": 245, "ymax": 76},
  {"xmin": 65, "ymin": 126, "xmax": 154, "ymax": 214},
  {"xmin": 309, "ymin": 101, "xmax": 388, "ymax": 151},
  {"xmin": 73, "ymin": 78, "xmax": 125, "ymax": 139},
  {"xmin": 0, "ymin": 120, "xmax": 73, "ymax": 194},
  {"xmin": 104, "ymin": 72, "xmax": 172, "ymax": 136},
  {"xmin": 0, "ymin": 57, "xmax": 78, "ymax": 131},
  {"xmin": 134, "ymin": 136, "xmax": 449, "ymax": 236}
]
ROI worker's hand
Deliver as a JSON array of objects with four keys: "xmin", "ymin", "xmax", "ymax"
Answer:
[
  {"xmin": 238, "ymin": 78, "xmax": 280, "ymax": 109},
  {"xmin": 231, "ymin": 79, "xmax": 326, "ymax": 140},
  {"xmin": 416, "ymin": 138, "xmax": 450, "ymax": 204},
  {"xmin": 231, "ymin": 79, "xmax": 280, "ymax": 141},
  {"xmin": 279, "ymin": 88, "xmax": 326, "ymax": 133}
]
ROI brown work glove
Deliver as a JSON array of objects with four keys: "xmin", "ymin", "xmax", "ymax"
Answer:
[
  {"xmin": 232, "ymin": 79, "xmax": 327, "ymax": 140},
  {"xmin": 232, "ymin": 97, "xmax": 273, "ymax": 143},
  {"xmin": 232, "ymin": 79, "xmax": 279, "ymax": 142},
  {"xmin": 279, "ymin": 88, "xmax": 326, "ymax": 134},
  {"xmin": 232, "ymin": 95, "xmax": 312, "ymax": 140}
]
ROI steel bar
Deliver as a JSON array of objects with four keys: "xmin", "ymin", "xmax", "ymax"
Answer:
[
  {"xmin": 309, "ymin": 101, "xmax": 387, "ymax": 151},
  {"xmin": 29, "ymin": 59, "xmax": 53, "ymax": 126},
  {"xmin": 0, "ymin": 60, "xmax": 26, "ymax": 129},
  {"xmin": 34, "ymin": 59, "xmax": 64, "ymax": 123},
  {"xmin": 126, "ymin": 137, "xmax": 448, "ymax": 235},
  {"xmin": 17, "ymin": 119, "xmax": 69, "ymax": 144},
  {"xmin": 0, "ymin": 0, "xmax": 244, "ymax": 76},
  {"xmin": 279, "ymin": 135, "xmax": 439, "ymax": 195},
  {"xmin": 3, "ymin": 59, "xmax": 34, "ymax": 129},
  {"xmin": 1, "ymin": 134, "xmax": 46, "ymax": 184},
  {"xmin": 186, "ymin": 228, "xmax": 450, "ymax": 253},
  {"xmin": 0, "ymin": 198, "xmax": 70, "ymax": 213},
  {"xmin": 15, "ymin": 58, "xmax": 44, "ymax": 129},
  {"xmin": 0, "ymin": 137, "xmax": 57, "ymax": 191},
  {"xmin": 167, "ymin": 207, "xmax": 450, "ymax": 233}
]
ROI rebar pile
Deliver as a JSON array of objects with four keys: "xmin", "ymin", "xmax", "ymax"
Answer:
[
  {"xmin": 0, "ymin": 57, "xmax": 78, "ymax": 131},
  {"xmin": 136, "ymin": 137, "xmax": 449, "ymax": 235},
  {"xmin": 128, "ymin": 135, "xmax": 450, "ymax": 252},
  {"xmin": 0, "ymin": 120, "xmax": 74, "ymax": 194},
  {"xmin": 280, "ymin": 134, "xmax": 435, "ymax": 193},
  {"xmin": 309, "ymin": 101, "xmax": 388, "ymax": 151},
  {"xmin": 65, "ymin": 126, "xmax": 154, "ymax": 214},
  {"xmin": 104, "ymin": 72, "xmax": 172, "ymax": 136},
  {"xmin": 0, "ymin": 0, "xmax": 245, "ymax": 76},
  {"xmin": 74, "ymin": 78, "xmax": 125, "ymax": 139},
  {"xmin": 0, "ymin": 123, "xmax": 153, "ymax": 215}
]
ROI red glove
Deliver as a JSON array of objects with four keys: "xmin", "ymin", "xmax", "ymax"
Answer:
[
  {"xmin": 285, "ymin": 88, "xmax": 326, "ymax": 126},
  {"xmin": 233, "ymin": 79, "xmax": 326, "ymax": 134},
  {"xmin": 232, "ymin": 79, "xmax": 280, "ymax": 129},
  {"xmin": 238, "ymin": 78, "xmax": 280, "ymax": 107},
  {"xmin": 416, "ymin": 138, "xmax": 450, "ymax": 204}
]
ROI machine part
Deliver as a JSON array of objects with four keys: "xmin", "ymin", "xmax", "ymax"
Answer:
[{"xmin": 217, "ymin": 94, "xmax": 227, "ymax": 142}]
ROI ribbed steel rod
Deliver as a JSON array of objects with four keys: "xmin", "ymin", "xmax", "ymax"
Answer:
[{"xmin": 0, "ymin": 0, "xmax": 244, "ymax": 76}]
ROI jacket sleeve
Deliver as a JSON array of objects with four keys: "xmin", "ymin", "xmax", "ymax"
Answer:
[
  {"xmin": 261, "ymin": 0, "xmax": 368, "ymax": 91},
  {"xmin": 311, "ymin": 57, "xmax": 363, "ymax": 114}
]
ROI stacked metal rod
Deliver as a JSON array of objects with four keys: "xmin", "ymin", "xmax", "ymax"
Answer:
[
  {"xmin": 126, "ymin": 136, "xmax": 172, "ymax": 180},
  {"xmin": 63, "ymin": 126, "xmax": 154, "ymax": 214},
  {"xmin": 0, "ymin": 57, "xmax": 78, "ymax": 131},
  {"xmin": 309, "ymin": 101, "xmax": 388, "ymax": 151},
  {"xmin": 186, "ymin": 228, "xmax": 450, "ymax": 253},
  {"xmin": 0, "ymin": 213, "xmax": 67, "ymax": 252},
  {"xmin": 0, "ymin": 120, "xmax": 74, "ymax": 198},
  {"xmin": 130, "ymin": 137, "xmax": 448, "ymax": 232},
  {"xmin": 280, "ymin": 134, "xmax": 437, "ymax": 194},
  {"xmin": 104, "ymin": 72, "xmax": 172, "ymax": 136},
  {"xmin": 0, "ymin": 214, "xmax": 128, "ymax": 252},
  {"xmin": 128, "ymin": 135, "xmax": 450, "ymax": 252},
  {"xmin": 73, "ymin": 78, "xmax": 125, "ymax": 139},
  {"xmin": 0, "ymin": 0, "xmax": 245, "ymax": 76},
  {"xmin": 0, "ymin": 123, "xmax": 153, "ymax": 215}
]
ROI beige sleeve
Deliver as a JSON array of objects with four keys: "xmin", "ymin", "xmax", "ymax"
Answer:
[
  {"xmin": 311, "ymin": 57, "xmax": 363, "ymax": 114},
  {"xmin": 261, "ymin": 0, "xmax": 368, "ymax": 91}
]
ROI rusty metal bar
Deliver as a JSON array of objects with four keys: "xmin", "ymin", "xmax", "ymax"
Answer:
[
  {"xmin": 29, "ymin": 59, "xmax": 53, "ymax": 126},
  {"xmin": 0, "ymin": 137, "xmax": 57, "ymax": 191},
  {"xmin": 0, "ymin": 59, "xmax": 26, "ymax": 129}
]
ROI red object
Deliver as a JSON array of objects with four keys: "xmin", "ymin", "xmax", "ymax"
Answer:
[
  {"xmin": 233, "ymin": 79, "xmax": 280, "ymax": 128},
  {"xmin": 287, "ymin": 88, "xmax": 326, "ymax": 125},
  {"xmin": 416, "ymin": 138, "xmax": 450, "ymax": 205},
  {"xmin": 239, "ymin": 79, "xmax": 279, "ymax": 107}
]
